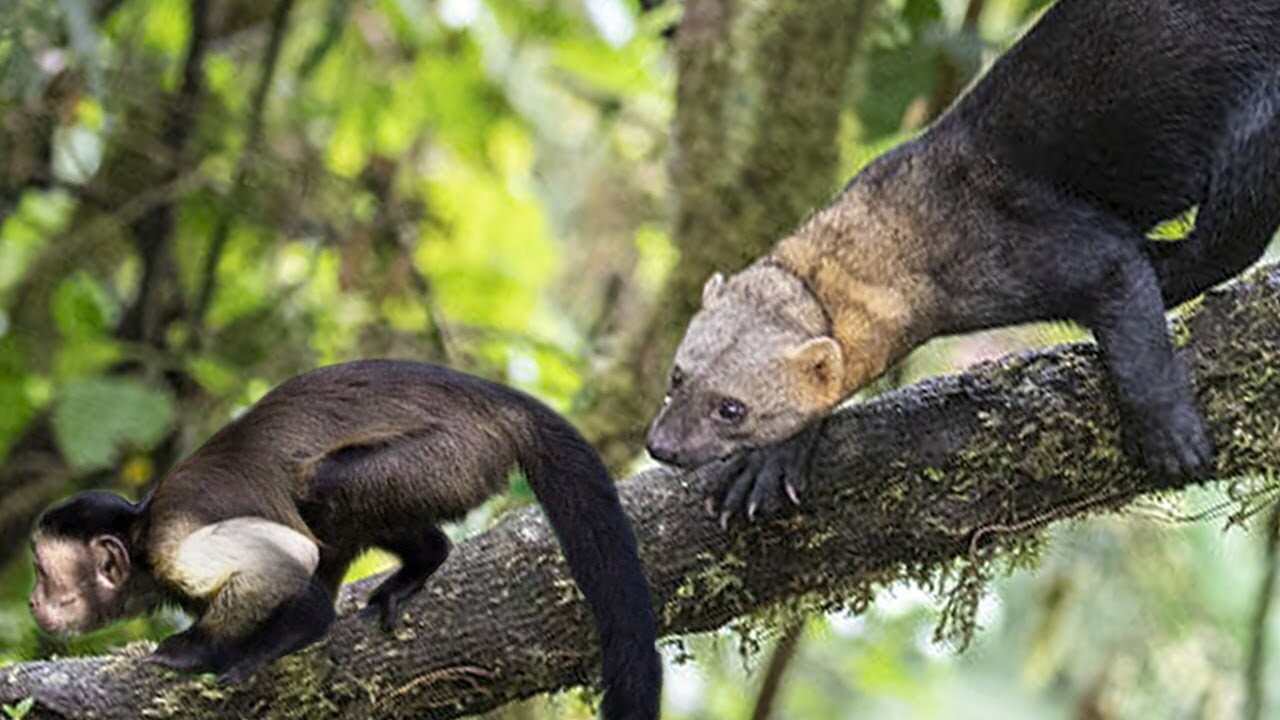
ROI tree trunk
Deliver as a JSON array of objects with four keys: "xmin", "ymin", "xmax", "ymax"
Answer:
[{"xmin": 2, "ymin": 265, "xmax": 1278, "ymax": 719}]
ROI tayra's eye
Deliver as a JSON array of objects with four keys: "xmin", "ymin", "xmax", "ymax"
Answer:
[
  {"xmin": 670, "ymin": 368, "xmax": 685, "ymax": 390},
  {"xmin": 715, "ymin": 398, "xmax": 746, "ymax": 424}
]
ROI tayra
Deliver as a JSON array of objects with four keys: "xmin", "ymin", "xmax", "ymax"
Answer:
[
  {"xmin": 646, "ymin": 0, "xmax": 1280, "ymax": 524},
  {"xmin": 30, "ymin": 360, "xmax": 661, "ymax": 719}
]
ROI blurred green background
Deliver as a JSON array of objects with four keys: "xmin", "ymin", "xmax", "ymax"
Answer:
[{"xmin": 0, "ymin": 0, "xmax": 1277, "ymax": 718}]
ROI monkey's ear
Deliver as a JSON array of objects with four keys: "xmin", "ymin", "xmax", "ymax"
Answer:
[
  {"xmin": 90, "ymin": 535, "xmax": 131, "ymax": 590},
  {"xmin": 786, "ymin": 336, "xmax": 844, "ymax": 406},
  {"xmin": 701, "ymin": 273, "xmax": 726, "ymax": 306}
]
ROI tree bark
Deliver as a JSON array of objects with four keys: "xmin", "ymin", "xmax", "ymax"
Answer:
[
  {"xmin": 3, "ymin": 265, "xmax": 1280, "ymax": 719},
  {"xmin": 578, "ymin": 0, "xmax": 881, "ymax": 470}
]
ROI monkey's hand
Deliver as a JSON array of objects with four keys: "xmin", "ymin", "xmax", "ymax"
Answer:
[
  {"xmin": 146, "ymin": 627, "xmax": 219, "ymax": 674},
  {"xmin": 702, "ymin": 421, "xmax": 823, "ymax": 529}
]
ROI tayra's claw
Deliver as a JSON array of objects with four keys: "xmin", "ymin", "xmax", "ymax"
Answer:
[
  {"xmin": 700, "ymin": 422, "xmax": 821, "ymax": 528},
  {"xmin": 785, "ymin": 481, "xmax": 801, "ymax": 506}
]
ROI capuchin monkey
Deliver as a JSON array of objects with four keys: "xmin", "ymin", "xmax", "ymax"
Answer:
[
  {"xmin": 647, "ymin": 0, "xmax": 1280, "ymax": 524},
  {"xmin": 29, "ymin": 360, "xmax": 661, "ymax": 719}
]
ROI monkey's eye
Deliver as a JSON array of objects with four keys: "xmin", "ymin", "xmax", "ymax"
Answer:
[{"xmin": 715, "ymin": 398, "xmax": 747, "ymax": 424}]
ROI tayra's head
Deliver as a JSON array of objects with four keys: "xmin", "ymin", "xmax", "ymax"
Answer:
[
  {"xmin": 646, "ymin": 264, "xmax": 844, "ymax": 468},
  {"xmin": 29, "ymin": 491, "xmax": 143, "ymax": 636}
]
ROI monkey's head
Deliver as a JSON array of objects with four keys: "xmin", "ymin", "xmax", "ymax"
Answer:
[
  {"xmin": 29, "ymin": 491, "xmax": 142, "ymax": 637},
  {"xmin": 646, "ymin": 265, "xmax": 844, "ymax": 468}
]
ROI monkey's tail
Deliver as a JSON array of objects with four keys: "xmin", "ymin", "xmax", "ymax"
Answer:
[{"xmin": 517, "ymin": 403, "xmax": 662, "ymax": 720}]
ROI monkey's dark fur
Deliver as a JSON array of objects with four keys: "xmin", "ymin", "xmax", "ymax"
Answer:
[
  {"xmin": 648, "ymin": 0, "xmax": 1280, "ymax": 522},
  {"xmin": 33, "ymin": 361, "xmax": 660, "ymax": 718}
]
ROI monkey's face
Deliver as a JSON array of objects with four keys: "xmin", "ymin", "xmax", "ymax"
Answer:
[
  {"xmin": 646, "ymin": 271, "xmax": 843, "ymax": 468},
  {"xmin": 29, "ymin": 533, "xmax": 132, "ymax": 636}
]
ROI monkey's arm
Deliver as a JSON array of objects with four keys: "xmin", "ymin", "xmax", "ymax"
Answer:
[{"xmin": 2, "ymin": 267, "xmax": 1279, "ymax": 719}]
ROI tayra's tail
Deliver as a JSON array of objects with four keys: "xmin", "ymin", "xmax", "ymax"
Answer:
[{"xmin": 515, "ymin": 400, "xmax": 661, "ymax": 720}]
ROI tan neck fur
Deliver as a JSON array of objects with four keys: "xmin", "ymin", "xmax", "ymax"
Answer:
[{"xmin": 767, "ymin": 188, "xmax": 938, "ymax": 392}]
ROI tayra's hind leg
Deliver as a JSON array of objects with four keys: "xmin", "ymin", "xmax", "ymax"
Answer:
[
  {"xmin": 1149, "ymin": 71, "xmax": 1280, "ymax": 306},
  {"xmin": 361, "ymin": 526, "xmax": 451, "ymax": 632}
]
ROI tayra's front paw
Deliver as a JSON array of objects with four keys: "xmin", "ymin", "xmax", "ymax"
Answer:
[
  {"xmin": 147, "ymin": 629, "xmax": 218, "ymax": 673},
  {"xmin": 704, "ymin": 423, "xmax": 821, "ymax": 528},
  {"xmin": 1135, "ymin": 402, "xmax": 1214, "ymax": 481}
]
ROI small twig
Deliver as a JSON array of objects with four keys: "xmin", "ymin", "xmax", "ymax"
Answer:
[
  {"xmin": 1128, "ymin": 481, "xmax": 1280, "ymax": 527},
  {"xmin": 585, "ymin": 274, "xmax": 625, "ymax": 346},
  {"xmin": 1245, "ymin": 502, "xmax": 1280, "ymax": 720},
  {"xmin": 925, "ymin": 0, "xmax": 987, "ymax": 121},
  {"xmin": 968, "ymin": 489, "xmax": 1133, "ymax": 561},
  {"xmin": 385, "ymin": 665, "xmax": 494, "ymax": 704},
  {"xmin": 749, "ymin": 622, "xmax": 805, "ymax": 720},
  {"xmin": 297, "ymin": 0, "xmax": 353, "ymax": 80},
  {"xmin": 192, "ymin": 0, "xmax": 296, "ymax": 331}
]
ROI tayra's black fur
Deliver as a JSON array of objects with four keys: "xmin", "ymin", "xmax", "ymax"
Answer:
[
  {"xmin": 927, "ymin": 0, "xmax": 1280, "ymax": 479},
  {"xmin": 650, "ymin": 0, "xmax": 1280, "ymax": 523},
  {"xmin": 35, "ymin": 361, "xmax": 661, "ymax": 717}
]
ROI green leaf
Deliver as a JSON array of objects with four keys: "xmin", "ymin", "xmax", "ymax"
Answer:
[
  {"xmin": 2, "ymin": 697, "xmax": 35, "ymax": 720},
  {"xmin": 903, "ymin": 0, "xmax": 944, "ymax": 31},
  {"xmin": 52, "ymin": 378, "xmax": 174, "ymax": 472},
  {"xmin": 51, "ymin": 272, "xmax": 115, "ymax": 339},
  {"xmin": 1147, "ymin": 206, "xmax": 1199, "ymax": 241}
]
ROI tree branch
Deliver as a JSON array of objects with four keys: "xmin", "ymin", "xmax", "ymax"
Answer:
[{"xmin": 3, "ymin": 265, "xmax": 1280, "ymax": 718}]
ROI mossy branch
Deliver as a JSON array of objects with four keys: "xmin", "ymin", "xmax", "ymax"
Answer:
[{"xmin": 3, "ymin": 266, "xmax": 1280, "ymax": 719}]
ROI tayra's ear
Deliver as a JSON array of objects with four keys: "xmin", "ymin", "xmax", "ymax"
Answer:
[
  {"xmin": 786, "ymin": 336, "xmax": 844, "ymax": 407},
  {"xmin": 701, "ymin": 272, "xmax": 726, "ymax": 306},
  {"xmin": 89, "ymin": 535, "xmax": 131, "ymax": 590}
]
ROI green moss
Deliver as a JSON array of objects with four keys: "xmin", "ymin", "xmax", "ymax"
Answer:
[{"xmin": 663, "ymin": 552, "xmax": 752, "ymax": 627}]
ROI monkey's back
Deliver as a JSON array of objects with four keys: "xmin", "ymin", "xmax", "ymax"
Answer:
[
  {"xmin": 149, "ymin": 361, "xmax": 539, "ymax": 553},
  {"xmin": 944, "ymin": 0, "xmax": 1280, "ymax": 229}
]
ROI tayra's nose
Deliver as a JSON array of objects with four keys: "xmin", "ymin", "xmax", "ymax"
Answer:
[{"xmin": 645, "ymin": 434, "xmax": 680, "ymax": 465}]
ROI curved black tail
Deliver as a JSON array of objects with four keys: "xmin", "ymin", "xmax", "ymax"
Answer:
[{"xmin": 516, "ymin": 402, "xmax": 661, "ymax": 720}]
